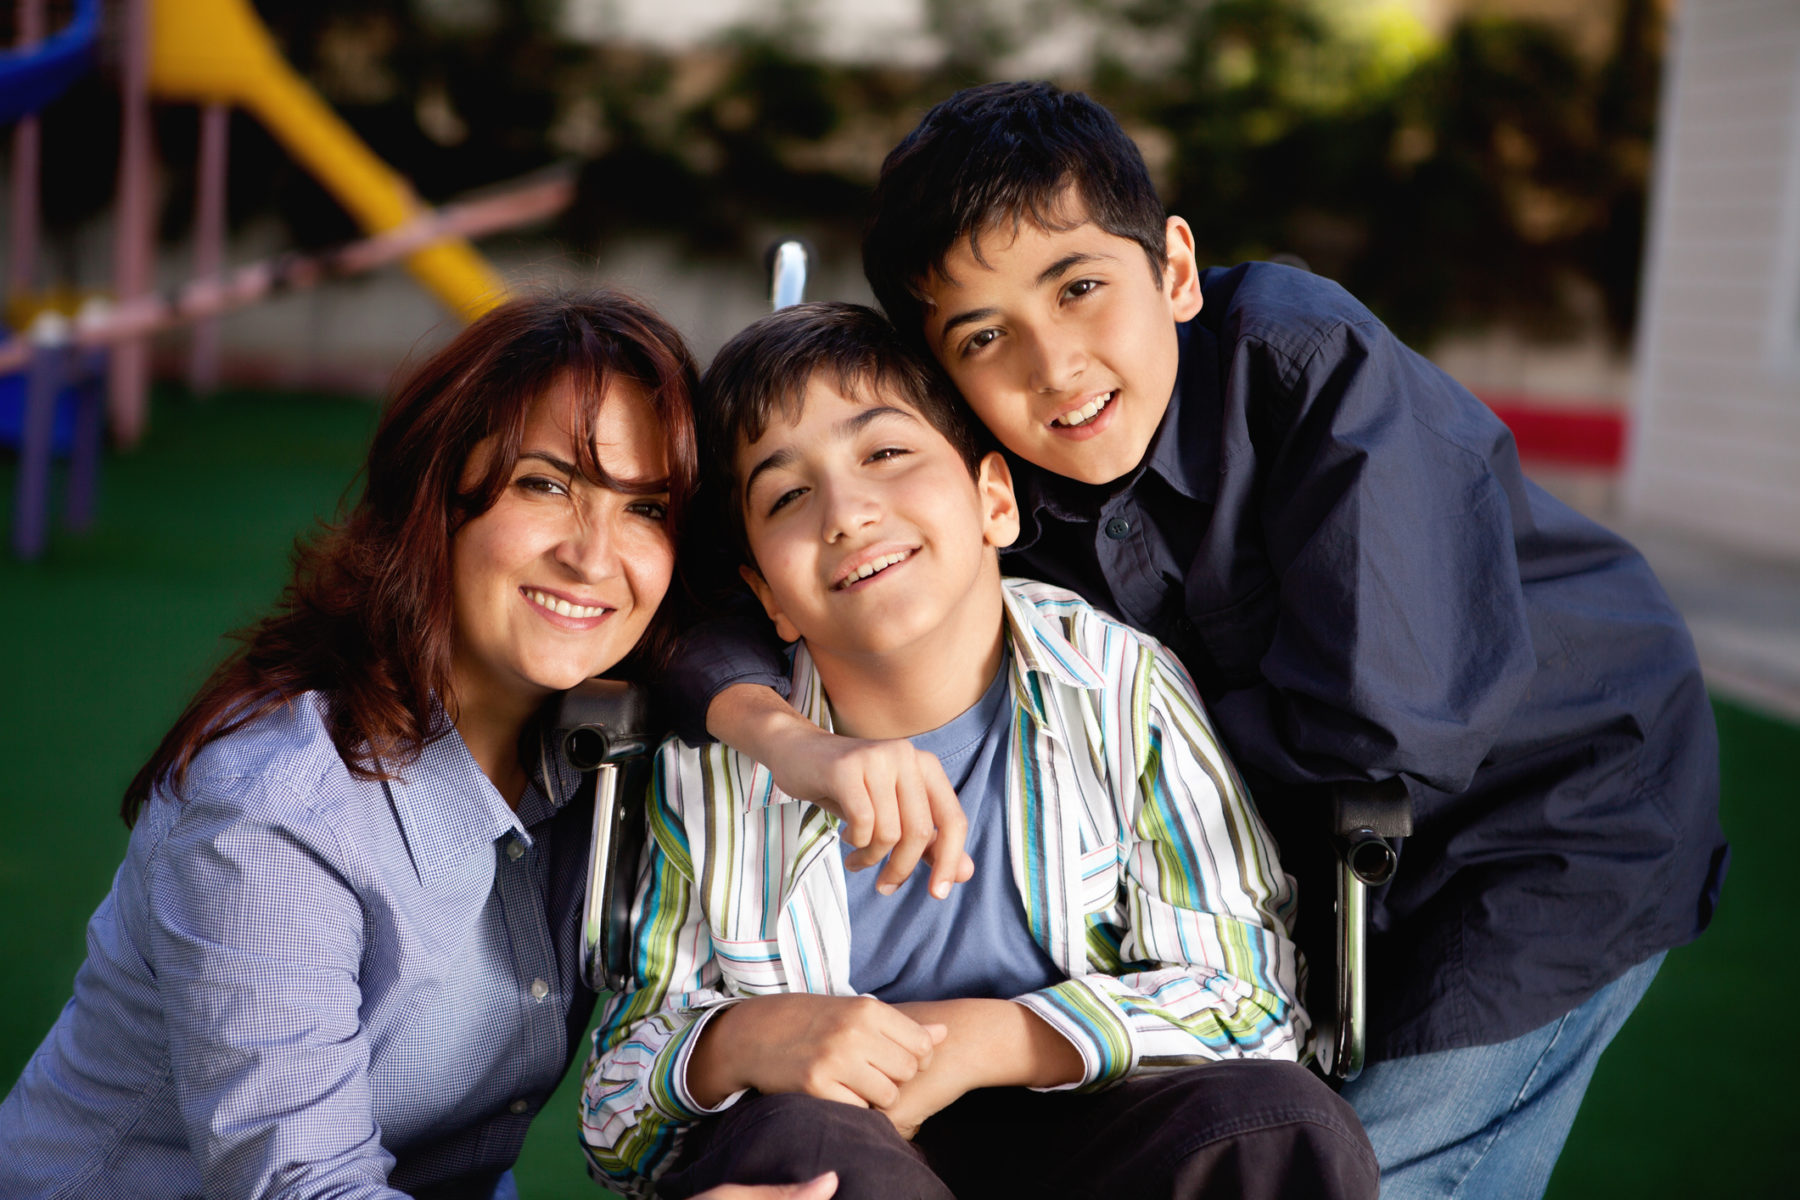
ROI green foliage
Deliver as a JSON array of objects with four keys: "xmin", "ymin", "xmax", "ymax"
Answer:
[{"xmin": 39, "ymin": 0, "xmax": 1663, "ymax": 346}]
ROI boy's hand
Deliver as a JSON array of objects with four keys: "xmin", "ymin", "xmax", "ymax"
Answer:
[
  {"xmin": 687, "ymin": 993, "xmax": 949, "ymax": 1111},
  {"xmin": 708, "ymin": 684, "xmax": 975, "ymax": 898},
  {"xmin": 879, "ymin": 1000, "xmax": 1085, "ymax": 1139}
]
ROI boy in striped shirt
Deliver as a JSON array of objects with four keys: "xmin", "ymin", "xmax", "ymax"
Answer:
[{"xmin": 580, "ymin": 303, "xmax": 1375, "ymax": 1200}]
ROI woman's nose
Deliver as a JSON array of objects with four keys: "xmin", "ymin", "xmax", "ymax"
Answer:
[{"xmin": 555, "ymin": 508, "xmax": 622, "ymax": 579}]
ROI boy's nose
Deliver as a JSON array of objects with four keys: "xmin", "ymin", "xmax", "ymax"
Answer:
[
  {"xmin": 821, "ymin": 479, "xmax": 879, "ymax": 543},
  {"xmin": 1026, "ymin": 327, "xmax": 1085, "ymax": 394}
]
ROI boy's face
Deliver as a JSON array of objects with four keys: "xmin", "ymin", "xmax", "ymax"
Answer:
[
  {"xmin": 918, "ymin": 200, "xmax": 1202, "ymax": 485},
  {"xmin": 736, "ymin": 377, "xmax": 1018, "ymax": 665}
]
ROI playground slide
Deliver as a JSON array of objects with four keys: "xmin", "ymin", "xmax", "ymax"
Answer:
[
  {"xmin": 0, "ymin": 0, "xmax": 99, "ymax": 124},
  {"xmin": 147, "ymin": 0, "xmax": 505, "ymax": 320}
]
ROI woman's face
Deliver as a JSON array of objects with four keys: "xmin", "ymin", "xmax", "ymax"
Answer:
[{"xmin": 448, "ymin": 377, "xmax": 675, "ymax": 721}]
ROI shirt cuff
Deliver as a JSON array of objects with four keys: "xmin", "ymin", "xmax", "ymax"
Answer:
[
  {"xmin": 1014, "ymin": 979, "xmax": 1138, "ymax": 1092},
  {"xmin": 663, "ymin": 1001, "xmax": 748, "ymax": 1119}
]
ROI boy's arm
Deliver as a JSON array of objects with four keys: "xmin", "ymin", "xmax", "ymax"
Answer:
[
  {"xmin": 1013, "ymin": 642, "xmax": 1306, "ymax": 1090},
  {"xmin": 1205, "ymin": 311, "xmax": 1538, "ymax": 794},
  {"xmin": 664, "ymin": 595, "xmax": 974, "ymax": 897},
  {"xmin": 706, "ymin": 684, "xmax": 974, "ymax": 898}
]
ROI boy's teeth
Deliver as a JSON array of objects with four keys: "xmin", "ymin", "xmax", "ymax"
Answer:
[
  {"xmin": 1053, "ymin": 392, "xmax": 1114, "ymax": 427},
  {"xmin": 837, "ymin": 551, "xmax": 910, "ymax": 589},
  {"xmin": 527, "ymin": 589, "xmax": 607, "ymax": 618}
]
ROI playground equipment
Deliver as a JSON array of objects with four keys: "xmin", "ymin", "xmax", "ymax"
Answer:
[{"xmin": 3, "ymin": 0, "xmax": 569, "ymax": 560}]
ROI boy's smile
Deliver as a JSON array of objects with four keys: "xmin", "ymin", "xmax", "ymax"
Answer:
[
  {"xmin": 736, "ymin": 377, "xmax": 1019, "ymax": 735},
  {"xmin": 919, "ymin": 200, "xmax": 1202, "ymax": 486}
]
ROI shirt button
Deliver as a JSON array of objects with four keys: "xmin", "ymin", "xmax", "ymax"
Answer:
[
  {"xmin": 529, "ymin": 978, "xmax": 550, "ymax": 1002},
  {"xmin": 506, "ymin": 839, "xmax": 524, "ymax": 861},
  {"xmin": 509, "ymin": 1099, "xmax": 530, "ymax": 1115},
  {"xmin": 1104, "ymin": 517, "xmax": 1131, "ymax": 540}
]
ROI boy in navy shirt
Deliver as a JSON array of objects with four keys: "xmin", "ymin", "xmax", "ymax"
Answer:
[
  {"xmin": 674, "ymin": 83, "xmax": 1727, "ymax": 1198},
  {"xmin": 585, "ymin": 303, "xmax": 1376, "ymax": 1199}
]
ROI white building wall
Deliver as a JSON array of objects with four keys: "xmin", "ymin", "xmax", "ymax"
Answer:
[{"xmin": 1625, "ymin": 0, "xmax": 1800, "ymax": 558}]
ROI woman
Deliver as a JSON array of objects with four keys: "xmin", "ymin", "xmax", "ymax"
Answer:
[{"xmin": 0, "ymin": 291, "xmax": 697, "ymax": 1199}]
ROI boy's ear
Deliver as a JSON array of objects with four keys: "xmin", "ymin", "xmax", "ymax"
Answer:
[
  {"xmin": 977, "ymin": 452, "xmax": 1020, "ymax": 550},
  {"xmin": 739, "ymin": 563, "xmax": 802, "ymax": 644},
  {"xmin": 1162, "ymin": 216, "xmax": 1203, "ymax": 322}
]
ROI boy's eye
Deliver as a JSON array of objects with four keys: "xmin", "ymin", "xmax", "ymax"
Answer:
[
  {"xmin": 768, "ymin": 486, "xmax": 806, "ymax": 515},
  {"xmin": 866, "ymin": 447, "xmax": 908, "ymax": 464},
  {"xmin": 1064, "ymin": 278, "xmax": 1101, "ymax": 300}
]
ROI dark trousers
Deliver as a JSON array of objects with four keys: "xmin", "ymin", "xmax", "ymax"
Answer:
[{"xmin": 655, "ymin": 1060, "xmax": 1379, "ymax": 1200}]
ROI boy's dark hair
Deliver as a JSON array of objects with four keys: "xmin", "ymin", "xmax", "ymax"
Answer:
[
  {"xmin": 700, "ymin": 301, "xmax": 989, "ymax": 563},
  {"xmin": 863, "ymin": 81, "xmax": 1169, "ymax": 342}
]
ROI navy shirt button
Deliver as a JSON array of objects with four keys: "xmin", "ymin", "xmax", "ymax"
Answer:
[
  {"xmin": 1104, "ymin": 517, "xmax": 1131, "ymax": 540},
  {"xmin": 1176, "ymin": 617, "xmax": 1194, "ymax": 634}
]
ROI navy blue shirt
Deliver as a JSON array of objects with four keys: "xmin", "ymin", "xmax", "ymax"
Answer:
[{"xmin": 667, "ymin": 263, "xmax": 1728, "ymax": 1060}]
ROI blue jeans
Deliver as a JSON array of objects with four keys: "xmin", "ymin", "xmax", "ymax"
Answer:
[{"xmin": 1337, "ymin": 951, "xmax": 1664, "ymax": 1199}]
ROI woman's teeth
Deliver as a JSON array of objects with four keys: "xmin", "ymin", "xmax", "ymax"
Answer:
[
  {"xmin": 527, "ymin": 589, "xmax": 607, "ymax": 618},
  {"xmin": 837, "ymin": 551, "xmax": 910, "ymax": 589},
  {"xmin": 1053, "ymin": 392, "xmax": 1114, "ymax": 428}
]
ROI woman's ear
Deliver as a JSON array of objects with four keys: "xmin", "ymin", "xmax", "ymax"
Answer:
[
  {"xmin": 739, "ymin": 563, "xmax": 802, "ymax": 644},
  {"xmin": 1163, "ymin": 216, "xmax": 1203, "ymax": 322},
  {"xmin": 977, "ymin": 452, "xmax": 1020, "ymax": 550}
]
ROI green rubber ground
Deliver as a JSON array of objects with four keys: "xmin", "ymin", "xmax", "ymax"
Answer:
[{"xmin": 1, "ymin": 387, "xmax": 1791, "ymax": 1197}]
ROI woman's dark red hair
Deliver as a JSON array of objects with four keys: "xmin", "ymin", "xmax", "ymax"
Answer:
[{"xmin": 122, "ymin": 290, "xmax": 699, "ymax": 825}]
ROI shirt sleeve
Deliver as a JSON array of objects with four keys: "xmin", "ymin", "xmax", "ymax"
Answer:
[
  {"xmin": 655, "ymin": 590, "xmax": 794, "ymax": 746},
  {"xmin": 1013, "ymin": 641, "xmax": 1306, "ymax": 1090},
  {"xmin": 580, "ymin": 744, "xmax": 742, "ymax": 1193},
  {"xmin": 145, "ymin": 774, "xmax": 411, "ymax": 1200},
  {"xmin": 1205, "ymin": 314, "xmax": 1537, "ymax": 794}
]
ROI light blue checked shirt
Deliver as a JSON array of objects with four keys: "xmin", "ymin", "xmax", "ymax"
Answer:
[{"xmin": 0, "ymin": 692, "xmax": 597, "ymax": 1199}]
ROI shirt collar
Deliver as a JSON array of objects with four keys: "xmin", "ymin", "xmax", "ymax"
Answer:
[
  {"xmin": 384, "ymin": 719, "xmax": 581, "ymax": 886},
  {"xmin": 783, "ymin": 580, "xmax": 1106, "ymax": 738},
  {"xmin": 1142, "ymin": 318, "xmax": 1218, "ymax": 504}
]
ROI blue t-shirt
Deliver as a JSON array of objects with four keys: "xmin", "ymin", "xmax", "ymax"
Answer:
[{"xmin": 840, "ymin": 656, "xmax": 1062, "ymax": 1003}]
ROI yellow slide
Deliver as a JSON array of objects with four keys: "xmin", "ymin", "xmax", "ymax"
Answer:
[{"xmin": 147, "ymin": 0, "xmax": 505, "ymax": 320}]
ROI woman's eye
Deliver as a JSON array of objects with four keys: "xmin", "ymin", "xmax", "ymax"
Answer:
[
  {"xmin": 628, "ymin": 499, "xmax": 669, "ymax": 521},
  {"xmin": 768, "ymin": 487, "xmax": 806, "ymax": 515},
  {"xmin": 517, "ymin": 474, "xmax": 567, "ymax": 496}
]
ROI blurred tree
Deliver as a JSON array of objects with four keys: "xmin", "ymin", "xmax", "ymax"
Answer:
[{"xmin": 26, "ymin": 0, "xmax": 1662, "ymax": 346}]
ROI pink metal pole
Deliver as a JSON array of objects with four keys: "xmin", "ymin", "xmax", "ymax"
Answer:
[
  {"xmin": 188, "ymin": 102, "xmax": 230, "ymax": 394},
  {"xmin": 108, "ymin": 0, "xmax": 154, "ymax": 445},
  {"xmin": 8, "ymin": 0, "xmax": 46, "ymax": 300}
]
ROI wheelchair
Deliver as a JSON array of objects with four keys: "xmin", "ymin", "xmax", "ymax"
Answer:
[{"xmin": 552, "ymin": 241, "xmax": 1412, "ymax": 1083}]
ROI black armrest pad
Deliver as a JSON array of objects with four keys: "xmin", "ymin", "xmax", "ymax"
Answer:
[{"xmin": 1332, "ymin": 777, "xmax": 1413, "ymax": 838}]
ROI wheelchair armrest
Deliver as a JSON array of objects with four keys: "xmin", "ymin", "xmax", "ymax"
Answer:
[
  {"xmin": 1323, "ymin": 776, "xmax": 1412, "ymax": 1082},
  {"xmin": 548, "ymin": 679, "xmax": 655, "ymax": 995}
]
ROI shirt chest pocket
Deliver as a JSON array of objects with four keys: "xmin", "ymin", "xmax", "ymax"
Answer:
[{"xmin": 1189, "ymin": 576, "xmax": 1277, "ymax": 693}]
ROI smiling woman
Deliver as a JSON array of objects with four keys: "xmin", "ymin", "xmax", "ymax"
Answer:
[{"xmin": 0, "ymin": 292, "xmax": 698, "ymax": 1199}]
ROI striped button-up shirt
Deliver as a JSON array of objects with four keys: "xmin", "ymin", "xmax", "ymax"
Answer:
[{"xmin": 581, "ymin": 580, "xmax": 1304, "ymax": 1192}]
